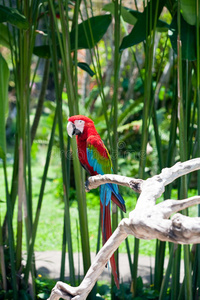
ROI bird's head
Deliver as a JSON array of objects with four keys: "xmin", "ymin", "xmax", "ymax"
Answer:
[{"xmin": 67, "ymin": 115, "xmax": 94, "ymax": 138}]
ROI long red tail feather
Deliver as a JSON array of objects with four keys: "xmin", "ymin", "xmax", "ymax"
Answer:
[{"xmin": 100, "ymin": 202, "xmax": 120, "ymax": 289}]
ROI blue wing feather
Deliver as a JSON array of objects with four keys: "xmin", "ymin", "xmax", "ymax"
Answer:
[
  {"xmin": 86, "ymin": 139, "xmax": 126, "ymax": 212},
  {"xmin": 86, "ymin": 148, "xmax": 104, "ymax": 175},
  {"xmin": 106, "ymin": 183, "xmax": 125, "ymax": 207},
  {"xmin": 100, "ymin": 184, "xmax": 111, "ymax": 206}
]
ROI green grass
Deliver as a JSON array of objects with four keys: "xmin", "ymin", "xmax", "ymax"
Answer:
[{"xmin": 0, "ymin": 153, "xmax": 198, "ymax": 256}]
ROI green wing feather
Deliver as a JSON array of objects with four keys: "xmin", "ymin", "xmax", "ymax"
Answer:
[{"xmin": 86, "ymin": 136, "xmax": 113, "ymax": 175}]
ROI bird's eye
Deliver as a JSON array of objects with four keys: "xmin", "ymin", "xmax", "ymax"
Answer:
[{"xmin": 78, "ymin": 120, "xmax": 83, "ymax": 123}]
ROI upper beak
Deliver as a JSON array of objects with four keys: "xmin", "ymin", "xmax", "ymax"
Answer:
[{"xmin": 67, "ymin": 121, "xmax": 75, "ymax": 138}]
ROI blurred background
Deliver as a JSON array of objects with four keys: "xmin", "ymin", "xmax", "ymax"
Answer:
[{"xmin": 0, "ymin": 0, "xmax": 200, "ymax": 299}]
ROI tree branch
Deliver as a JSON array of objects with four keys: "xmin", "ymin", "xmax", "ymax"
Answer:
[
  {"xmin": 85, "ymin": 174, "xmax": 143, "ymax": 193},
  {"xmin": 48, "ymin": 158, "xmax": 200, "ymax": 300}
]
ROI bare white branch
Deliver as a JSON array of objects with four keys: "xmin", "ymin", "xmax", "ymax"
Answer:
[
  {"xmin": 48, "ymin": 158, "xmax": 200, "ymax": 300},
  {"xmin": 85, "ymin": 174, "xmax": 143, "ymax": 193}
]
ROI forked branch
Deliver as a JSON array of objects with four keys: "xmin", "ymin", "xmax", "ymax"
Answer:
[{"xmin": 48, "ymin": 158, "xmax": 200, "ymax": 300}]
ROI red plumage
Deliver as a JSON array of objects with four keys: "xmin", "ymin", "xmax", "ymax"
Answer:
[
  {"xmin": 68, "ymin": 115, "xmax": 108, "ymax": 175},
  {"xmin": 68, "ymin": 115, "xmax": 126, "ymax": 289}
]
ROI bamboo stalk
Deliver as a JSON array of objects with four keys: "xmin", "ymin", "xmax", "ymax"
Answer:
[
  {"xmin": 24, "ymin": 107, "xmax": 58, "ymax": 285},
  {"xmin": 16, "ymin": 139, "xmax": 24, "ymax": 271},
  {"xmin": 48, "ymin": 11, "xmax": 76, "ymax": 286},
  {"xmin": 0, "ymin": 212, "xmax": 6, "ymax": 291},
  {"xmin": 80, "ymin": 1, "xmax": 112, "ymax": 146},
  {"xmin": 132, "ymin": 0, "xmax": 159, "ymax": 296},
  {"xmin": 158, "ymin": 85, "xmax": 178, "ymax": 297},
  {"xmin": 196, "ymin": 0, "xmax": 200, "ymax": 292},
  {"xmin": 60, "ymin": 136, "xmax": 71, "ymax": 282},
  {"xmin": 110, "ymin": 1, "xmax": 121, "ymax": 293},
  {"xmin": 3, "ymin": 159, "xmax": 17, "ymax": 299},
  {"xmin": 31, "ymin": 59, "xmax": 50, "ymax": 144},
  {"xmin": 48, "ymin": 1, "xmax": 93, "ymax": 282},
  {"xmin": 159, "ymin": 244, "xmax": 174, "ymax": 300},
  {"xmin": 171, "ymin": 245, "xmax": 181, "ymax": 299},
  {"xmin": 177, "ymin": 1, "xmax": 192, "ymax": 298},
  {"xmin": 196, "ymin": 0, "xmax": 200, "ymax": 213}
]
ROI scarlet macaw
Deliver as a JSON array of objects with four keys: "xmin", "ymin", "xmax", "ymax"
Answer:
[{"xmin": 67, "ymin": 115, "xmax": 126, "ymax": 288}]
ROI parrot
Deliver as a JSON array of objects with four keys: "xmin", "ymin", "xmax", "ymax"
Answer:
[{"xmin": 67, "ymin": 115, "xmax": 126, "ymax": 288}]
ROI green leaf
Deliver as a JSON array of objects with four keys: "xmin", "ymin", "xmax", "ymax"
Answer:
[
  {"xmin": 0, "ymin": 24, "xmax": 13, "ymax": 48},
  {"xmin": 70, "ymin": 14, "xmax": 112, "ymax": 51},
  {"xmin": 97, "ymin": 284, "xmax": 110, "ymax": 296},
  {"xmin": 103, "ymin": 3, "xmax": 168, "ymax": 30},
  {"xmin": 156, "ymin": 19, "xmax": 170, "ymax": 32},
  {"xmin": 119, "ymin": 0, "xmax": 167, "ymax": 51},
  {"xmin": 34, "ymin": 15, "xmax": 112, "ymax": 58},
  {"xmin": 33, "ymin": 47, "xmax": 95, "ymax": 77},
  {"xmin": 37, "ymin": 292, "xmax": 49, "ymax": 299},
  {"xmin": 0, "ymin": 146, "xmax": 5, "ymax": 160},
  {"xmin": 180, "ymin": 0, "xmax": 200, "ymax": 26},
  {"xmin": 77, "ymin": 62, "xmax": 95, "ymax": 77},
  {"xmin": 128, "ymin": 9, "xmax": 169, "ymax": 32},
  {"xmin": 33, "ymin": 47, "xmax": 94, "ymax": 77},
  {"xmin": 103, "ymin": 3, "xmax": 137, "ymax": 25},
  {"xmin": 33, "ymin": 45, "xmax": 51, "ymax": 59},
  {"xmin": 0, "ymin": 4, "xmax": 29, "ymax": 29},
  {"xmin": 137, "ymin": 276, "xmax": 144, "ymax": 292},
  {"xmin": 0, "ymin": 53, "xmax": 9, "ymax": 160},
  {"xmin": 118, "ymin": 98, "xmax": 143, "ymax": 126},
  {"xmin": 169, "ymin": 13, "xmax": 197, "ymax": 60}
]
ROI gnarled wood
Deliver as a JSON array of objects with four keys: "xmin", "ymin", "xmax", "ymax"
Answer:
[{"xmin": 48, "ymin": 158, "xmax": 200, "ymax": 300}]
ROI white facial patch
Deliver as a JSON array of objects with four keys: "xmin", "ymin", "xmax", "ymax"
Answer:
[
  {"xmin": 67, "ymin": 121, "xmax": 74, "ymax": 138},
  {"xmin": 74, "ymin": 120, "xmax": 85, "ymax": 134}
]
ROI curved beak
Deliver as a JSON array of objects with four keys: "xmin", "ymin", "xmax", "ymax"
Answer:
[{"xmin": 67, "ymin": 121, "xmax": 75, "ymax": 138}]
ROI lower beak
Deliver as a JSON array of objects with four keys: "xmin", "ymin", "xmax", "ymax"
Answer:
[
  {"xmin": 72, "ymin": 123, "xmax": 76, "ymax": 135},
  {"xmin": 72, "ymin": 123, "xmax": 81, "ymax": 136}
]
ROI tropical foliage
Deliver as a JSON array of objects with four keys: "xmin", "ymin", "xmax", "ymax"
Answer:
[{"xmin": 0, "ymin": 0, "xmax": 200, "ymax": 299}]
